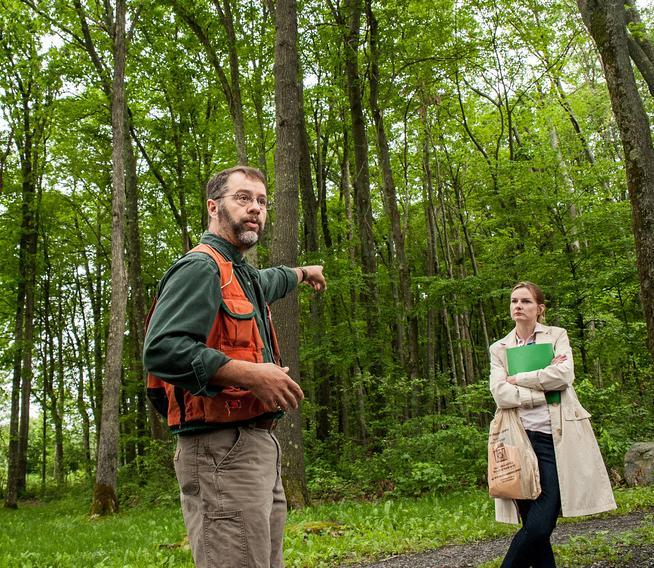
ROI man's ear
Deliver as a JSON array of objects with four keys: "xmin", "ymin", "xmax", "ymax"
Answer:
[{"xmin": 207, "ymin": 199, "xmax": 218, "ymax": 219}]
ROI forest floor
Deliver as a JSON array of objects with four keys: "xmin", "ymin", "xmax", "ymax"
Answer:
[{"xmin": 350, "ymin": 508, "xmax": 654, "ymax": 568}]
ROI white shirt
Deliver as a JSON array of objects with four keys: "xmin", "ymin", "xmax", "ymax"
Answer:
[{"xmin": 515, "ymin": 328, "xmax": 552, "ymax": 434}]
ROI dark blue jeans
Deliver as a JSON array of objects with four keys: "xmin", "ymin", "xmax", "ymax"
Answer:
[{"xmin": 501, "ymin": 430, "xmax": 561, "ymax": 568}]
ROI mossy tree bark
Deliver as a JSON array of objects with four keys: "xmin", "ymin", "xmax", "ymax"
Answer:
[{"xmin": 578, "ymin": 0, "xmax": 654, "ymax": 363}]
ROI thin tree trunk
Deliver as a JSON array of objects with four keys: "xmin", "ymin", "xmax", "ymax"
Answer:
[
  {"xmin": 54, "ymin": 296, "xmax": 66, "ymax": 486},
  {"xmin": 423, "ymin": 121, "xmax": 457, "ymax": 394},
  {"xmin": 68, "ymin": 284, "xmax": 93, "ymax": 479},
  {"xmin": 297, "ymin": 61, "xmax": 319, "ymax": 252},
  {"xmin": 172, "ymin": 0, "xmax": 248, "ymax": 164},
  {"xmin": 366, "ymin": 0, "xmax": 419, "ymax": 387},
  {"xmin": 422, "ymin": 112, "xmax": 441, "ymax": 411},
  {"xmin": 5, "ymin": 77, "xmax": 41, "ymax": 505},
  {"xmin": 315, "ymin": 111, "xmax": 333, "ymax": 249},
  {"xmin": 213, "ymin": 0, "xmax": 249, "ymax": 164},
  {"xmin": 91, "ymin": 0, "xmax": 128, "ymax": 516},
  {"xmin": 436, "ymin": 174, "xmax": 465, "ymax": 386},
  {"xmin": 4, "ymin": 245, "xmax": 26, "ymax": 509},
  {"xmin": 270, "ymin": 0, "xmax": 309, "ymax": 509},
  {"xmin": 123, "ymin": 114, "xmax": 166, "ymax": 441},
  {"xmin": 78, "ymin": 214, "xmax": 104, "ymax": 437},
  {"xmin": 342, "ymin": 0, "xmax": 378, "ymax": 336},
  {"xmin": 624, "ymin": 0, "xmax": 654, "ymax": 95},
  {"xmin": 296, "ymin": 57, "xmax": 331, "ymax": 440},
  {"xmin": 42, "ymin": 237, "xmax": 65, "ymax": 486}
]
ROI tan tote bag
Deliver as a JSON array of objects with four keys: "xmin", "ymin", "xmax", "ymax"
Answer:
[{"xmin": 488, "ymin": 408, "xmax": 541, "ymax": 500}]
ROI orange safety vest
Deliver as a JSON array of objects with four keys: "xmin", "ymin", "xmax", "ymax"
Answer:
[{"xmin": 146, "ymin": 243, "xmax": 281, "ymax": 429}]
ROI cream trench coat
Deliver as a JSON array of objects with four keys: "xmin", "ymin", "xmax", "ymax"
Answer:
[{"xmin": 489, "ymin": 323, "xmax": 616, "ymax": 524}]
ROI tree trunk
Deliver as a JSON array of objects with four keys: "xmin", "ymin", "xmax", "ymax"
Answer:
[
  {"xmin": 624, "ymin": 0, "xmax": 654, "ymax": 95},
  {"xmin": 342, "ymin": 0, "xmax": 378, "ymax": 336},
  {"xmin": 214, "ymin": 0, "xmax": 249, "ymax": 164},
  {"xmin": 270, "ymin": 0, "xmax": 309, "ymax": 509},
  {"xmin": 5, "ymin": 281, "xmax": 25, "ymax": 509},
  {"xmin": 172, "ymin": 0, "xmax": 248, "ymax": 164},
  {"xmin": 315, "ymin": 112, "xmax": 333, "ymax": 249},
  {"xmin": 5, "ymin": 73, "xmax": 41, "ymax": 506},
  {"xmin": 340, "ymin": 124, "xmax": 367, "ymax": 440},
  {"xmin": 42, "ymin": 238, "xmax": 65, "ymax": 487},
  {"xmin": 78, "ymin": 213, "xmax": 104, "ymax": 438},
  {"xmin": 54, "ymin": 298, "xmax": 66, "ymax": 486},
  {"xmin": 296, "ymin": 58, "xmax": 331, "ymax": 441},
  {"xmin": 69, "ymin": 283, "xmax": 93, "ymax": 479},
  {"xmin": 421, "ymin": 113, "xmax": 441, "ymax": 411},
  {"xmin": 366, "ymin": 0, "xmax": 419, "ymax": 386},
  {"xmin": 578, "ymin": 0, "xmax": 654, "ymax": 362},
  {"xmin": 91, "ymin": 0, "xmax": 128, "ymax": 516},
  {"xmin": 123, "ymin": 114, "xmax": 166, "ymax": 441}
]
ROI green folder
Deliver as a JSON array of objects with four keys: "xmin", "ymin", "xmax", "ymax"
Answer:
[{"xmin": 506, "ymin": 343, "xmax": 560, "ymax": 404}]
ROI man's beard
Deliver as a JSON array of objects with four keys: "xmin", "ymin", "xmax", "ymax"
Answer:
[{"xmin": 219, "ymin": 205, "xmax": 263, "ymax": 248}]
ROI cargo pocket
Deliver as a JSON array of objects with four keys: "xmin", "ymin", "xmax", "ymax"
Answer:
[{"xmin": 203, "ymin": 510, "xmax": 247, "ymax": 568}]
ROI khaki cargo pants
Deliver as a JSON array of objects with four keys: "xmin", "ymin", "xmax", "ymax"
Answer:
[{"xmin": 174, "ymin": 425, "xmax": 286, "ymax": 568}]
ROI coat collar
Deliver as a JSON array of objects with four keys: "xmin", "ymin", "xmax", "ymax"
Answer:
[
  {"xmin": 201, "ymin": 231, "xmax": 245, "ymax": 265},
  {"xmin": 498, "ymin": 322, "xmax": 550, "ymax": 348}
]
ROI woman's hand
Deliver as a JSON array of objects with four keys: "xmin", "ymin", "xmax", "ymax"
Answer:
[{"xmin": 505, "ymin": 354, "xmax": 567, "ymax": 386}]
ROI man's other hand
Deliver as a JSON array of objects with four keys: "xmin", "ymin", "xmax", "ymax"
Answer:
[
  {"xmin": 215, "ymin": 360, "xmax": 304, "ymax": 413},
  {"xmin": 298, "ymin": 265, "xmax": 327, "ymax": 292}
]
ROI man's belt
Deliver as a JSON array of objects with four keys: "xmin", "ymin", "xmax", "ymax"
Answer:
[{"xmin": 249, "ymin": 416, "xmax": 279, "ymax": 431}]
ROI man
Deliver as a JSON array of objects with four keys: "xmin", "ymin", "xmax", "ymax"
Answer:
[{"xmin": 144, "ymin": 165, "xmax": 326, "ymax": 568}]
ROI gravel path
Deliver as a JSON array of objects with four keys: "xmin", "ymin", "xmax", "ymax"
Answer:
[{"xmin": 349, "ymin": 510, "xmax": 654, "ymax": 568}]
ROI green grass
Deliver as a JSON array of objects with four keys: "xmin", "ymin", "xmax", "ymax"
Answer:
[
  {"xmin": 551, "ymin": 508, "xmax": 654, "ymax": 568},
  {"xmin": 285, "ymin": 492, "xmax": 513, "ymax": 567},
  {"xmin": 0, "ymin": 491, "xmax": 193, "ymax": 568},
  {"xmin": 0, "ymin": 486, "xmax": 652, "ymax": 567}
]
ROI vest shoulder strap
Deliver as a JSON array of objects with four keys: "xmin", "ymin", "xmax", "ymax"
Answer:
[{"xmin": 189, "ymin": 243, "xmax": 236, "ymax": 290}]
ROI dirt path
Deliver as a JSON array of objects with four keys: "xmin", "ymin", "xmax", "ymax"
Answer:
[{"xmin": 350, "ymin": 510, "xmax": 653, "ymax": 568}]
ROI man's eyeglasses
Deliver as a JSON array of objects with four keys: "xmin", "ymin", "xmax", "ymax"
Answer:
[{"xmin": 214, "ymin": 192, "xmax": 271, "ymax": 210}]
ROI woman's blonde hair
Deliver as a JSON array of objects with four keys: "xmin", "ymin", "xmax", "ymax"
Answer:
[{"xmin": 512, "ymin": 281, "xmax": 546, "ymax": 322}]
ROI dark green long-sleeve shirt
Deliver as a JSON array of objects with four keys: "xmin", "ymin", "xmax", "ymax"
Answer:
[{"xmin": 143, "ymin": 232, "xmax": 297, "ymax": 398}]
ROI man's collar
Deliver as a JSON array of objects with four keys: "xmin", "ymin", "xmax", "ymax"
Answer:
[{"xmin": 200, "ymin": 232, "xmax": 245, "ymax": 264}]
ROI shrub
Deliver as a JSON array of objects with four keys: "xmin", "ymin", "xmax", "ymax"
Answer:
[
  {"xmin": 117, "ymin": 439, "xmax": 178, "ymax": 507},
  {"xmin": 305, "ymin": 415, "xmax": 487, "ymax": 499}
]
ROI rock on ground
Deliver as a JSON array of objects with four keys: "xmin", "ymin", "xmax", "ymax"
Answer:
[{"xmin": 624, "ymin": 442, "xmax": 654, "ymax": 487}]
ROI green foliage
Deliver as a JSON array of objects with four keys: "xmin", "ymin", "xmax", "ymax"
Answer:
[
  {"xmin": 116, "ymin": 439, "xmax": 178, "ymax": 508},
  {"xmin": 575, "ymin": 378, "xmax": 654, "ymax": 470},
  {"xmin": 305, "ymin": 415, "xmax": 487, "ymax": 499},
  {"xmin": 378, "ymin": 415, "xmax": 488, "ymax": 495}
]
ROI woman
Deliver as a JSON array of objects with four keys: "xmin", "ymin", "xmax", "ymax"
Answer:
[{"xmin": 489, "ymin": 281, "xmax": 616, "ymax": 567}]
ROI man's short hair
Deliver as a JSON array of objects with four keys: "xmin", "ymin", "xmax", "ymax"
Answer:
[{"xmin": 206, "ymin": 166, "xmax": 267, "ymax": 200}]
